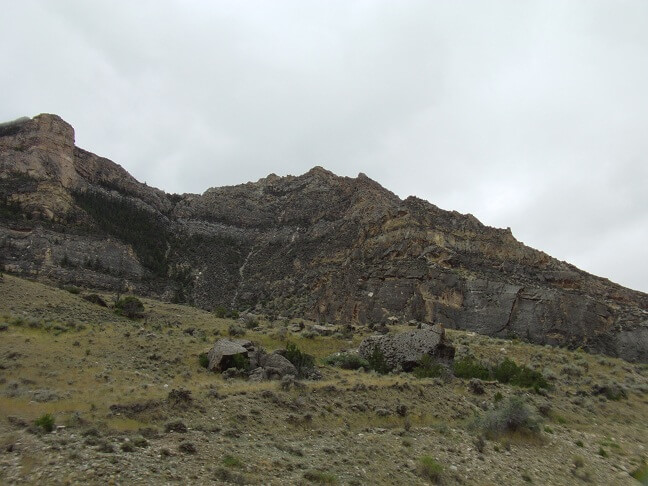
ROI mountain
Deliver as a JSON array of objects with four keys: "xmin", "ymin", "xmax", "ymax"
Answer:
[{"xmin": 1, "ymin": 114, "xmax": 647, "ymax": 361}]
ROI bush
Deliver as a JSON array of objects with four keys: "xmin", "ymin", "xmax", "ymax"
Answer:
[
  {"xmin": 475, "ymin": 396, "xmax": 541, "ymax": 439},
  {"xmin": 214, "ymin": 306, "xmax": 240, "ymax": 319},
  {"xmin": 35, "ymin": 413, "xmax": 55, "ymax": 433},
  {"xmin": 323, "ymin": 352, "xmax": 369, "ymax": 370},
  {"xmin": 510, "ymin": 366, "xmax": 549, "ymax": 391},
  {"xmin": 367, "ymin": 347, "xmax": 390, "ymax": 375},
  {"xmin": 284, "ymin": 342, "xmax": 316, "ymax": 378},
  {"xmin": 417, "ymin": 456, "xmax": 443, "ymax": 483},
  {"xmin": 303, "ymin": 470, "xmax": 338, "ymax": 484},
  {"xmin": 63, "ymin": 285, "xmax": 81, "ymax": 294},
  {"xmin": 630, "ymin": 461, "xmax": 648, "ymax": 483},
  {"xmin": 198, "ymin": 353, "xmax": 209, "ymax": 369},
  {"xmin": 222, "ymin": 454, "xmax": 243, "ymax": 468},
  {"xmin": 83, "ymin": 293, "xmax": 108, "ymax": 307},
  {"xmin": 114, "ymin": 296, "xmax": 144, "ymax": 319},
  {"xmin": 455, "ymin": 357, "xmax": 549, "ymax": 391},
  {"xmin": 492, "ymin": 358, "xmax": 519, "ymax": 383},
  {"xmin": 413, "ymin": 354, "xmax": 443, "ymax": 378},
  {"xmin": 228, "ymin": 354, "xmax": 249, "ymax": 371},
  {"xmin": 454, "ymin": 357, "xmax": 490, "ymax": 380},
  {"xmin": 228, "ymin": 324, "xmax": 246, "ymax": 337}
]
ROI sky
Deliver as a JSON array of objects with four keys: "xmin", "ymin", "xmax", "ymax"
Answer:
[{"xmin": 1, "ymin": 1, "xmax": 647, "ymax": 293}]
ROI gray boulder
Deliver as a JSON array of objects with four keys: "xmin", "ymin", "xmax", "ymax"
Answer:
[
  {"xmin": 358, "ymin": 324, "xmax": 455, "ymax": 371},
  {"xmin": 260, "ymin": 352, "xmax": 298, "ymax": 379},
  {"xmin": 207, "ymin": 339, "xmax": 252, "ymax": 371}
]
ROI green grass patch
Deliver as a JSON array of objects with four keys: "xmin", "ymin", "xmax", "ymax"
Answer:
[
  {"xmin": 417, "ymin": 456, "xmax": 443, "ymax": 483},
  {"xmin": 303, "ymin": 470, "xmax": 337, "ymax": 484}
]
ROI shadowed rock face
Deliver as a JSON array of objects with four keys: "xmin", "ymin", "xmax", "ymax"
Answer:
[{"xmin": 1, "ymin": 114, "xmax": 647, "ymax": 361}]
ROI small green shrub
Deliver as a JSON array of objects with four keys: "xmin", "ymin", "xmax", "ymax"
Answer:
[
  {"xmin": 474, "ymin": 396, "xmax": 541, "ymax": 439},
  {"xmin": 492, "ymin": 358, "xmax": 520, "ymax": 383},
  {"xmin": 303, "ymin": 470, "xmax": 337, "ymax": 484},
  {"xmin": 413, "ymin": 354, "xmax": 443, "ymax": 378},
  {"xmin": 285, "ymin": 342, "xmax": 316, "ymax": 378},
  {"xmin": 214, "ymin": 306, "xmax": 240, "ymax": 319},
  {"xmin": 454, "ymin": 357, "xmax": 490, "ymax": 380},
  {"xmin": 598, "ymin": 447, "xmax": 608, "ymax": 457},
  {"xmin": 35, "ymin": 413, "xmax": 55, "ymax": 433},
  {"xmin": 367, "ymin": 347, "xmax": 390, "ymax": 375},
  {"xmin": 575, "ymin": 439, "xmax": 584, "ymax": 447},
  {"xmin": 630, "ymin": 461, "xmax": 648, "ymax": 484},
  {"xmin": 83, "ymin": 293, "xmax": 108, "ymax": 307},
  {"xmin": 228, "ymin": 324, "xmax": 246, "ymax": 337},
  {"xmin": 222, "ymin": 454, "xmax": 243, "ymax": 468},
  {"xmin": 114, "ymin": 296, "xmax": 144, "ymax": 319},
  {"xmin": 417, "ymin": 456, "xmax": 443, "ymax": 483},
  {"xmin": 198, "ymin": 353, "xmax": 209, "ymax": 369},
  {"xmin": 510, "ymin": 366, "xmax": 549, "ymax": 391},
  {"xmin": 455, "ymin": 357, "xmax": 549, "ymax": 391},
  {"xmin": 63, "ymin": 285, "xmax": 81, "ymax": 294},
  {"xmin": 323, "ymin": 352, "xmax": 369, "ymax": 370},
  {"xmin": 228, "ymin": 354, "xmax": 249, "ymax": 371}
]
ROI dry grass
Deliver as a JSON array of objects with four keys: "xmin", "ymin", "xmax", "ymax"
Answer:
[{"xmin": 1, "ymin": 274, "xmax": 647, "ymax": 485}]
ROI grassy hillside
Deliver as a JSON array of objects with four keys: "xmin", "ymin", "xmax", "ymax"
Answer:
[{"xmin": 0, "ymin": 274, "xmax": 647, "ymax": 485}]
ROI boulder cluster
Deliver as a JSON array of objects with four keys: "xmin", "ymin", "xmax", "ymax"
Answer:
[{"xmin": 206, "ymin": 338, "xmax": 320, "ymax": 381}]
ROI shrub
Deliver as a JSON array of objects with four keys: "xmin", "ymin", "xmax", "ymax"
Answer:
[
  {"xmin": 413, "ymin": 354, "xmax": 443, "ymax": 378},
  {"xmin": 35, "ymin": 413, "xmax": 55, "ymax": 433},
  {"xmin": 284, "ymin": 342, "xmax": 316, "ymax": 378},
  {"xmin": 222, "ymin": 454, "xmax": 243, "ymax": 468},
  {"xmin": 510, "ymin": 366, "xmax": 549, "ymax": 391},
  {"xmin": 630, "ymin": 462, "xmax": 648, "ymax": 483},
  {"xmin": 83, "ymin": 293, "xmax": 108, "ymax": 307},
  {"xmin": 475, "ymin": 396, "xmax": 541, "ymax": 439},
  {"xmin": 226, "ymin": 354, "xmax": 249, "ymax": 371},
  {"xmin": 63, "ymin": 285, "xmax": 81, "ymax": 294},
  {"xmin": 198, "ymin": 353, "xmax": 209, "ymax": 369},
  {"xmin": 303, "ymin": 470, "xmax": 338, "ymax": 484},
  {"xmin": 228, "ymin": 324, "xmax": 246, "ymax": 337},
  {"xmin": 454, "ymin": 357, "xmax": 490, "ymax": 380},
  {"xmin": 114, "ymin": 296, "xmax": 144, "ymax": 319},
  {"xmin": 417, "ymin": 456, "xmax": 443, "ymax": 483},
  {"xmin": 323, "ymin": 352, "xmax": 369, "ymax": 370},
  {"xmin": 455, "ymin": 357, "xmax": 549, "ymax": 391},
  {"xmin": 492, "ymin": 358, "xmax": 520, "ymax": 383},
  {"xmin": 367, "ymin": 347, "xmax": 390, "ymax": 375}
]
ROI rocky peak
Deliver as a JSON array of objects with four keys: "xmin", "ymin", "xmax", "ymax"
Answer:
[{"xmin": 28, "ymin": 114, "xmax": 76, "ymax": 150}]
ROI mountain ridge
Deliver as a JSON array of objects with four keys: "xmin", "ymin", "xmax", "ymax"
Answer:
[{"xmin": 1, "ymin": 113, "xmax": 647, "ymax": 361}]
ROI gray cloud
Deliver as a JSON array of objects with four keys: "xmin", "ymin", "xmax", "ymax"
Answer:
[{"xmin": 1, "ymin": 0, "xmax": 647, "ymax": 292}]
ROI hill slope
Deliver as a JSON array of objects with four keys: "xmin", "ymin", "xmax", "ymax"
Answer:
[
  {"xmin": 1, "ymin": 114, "xmax": 647, "ymax": 361},
  {"xmin": 0, "ymin": 275, "xmax": 647, "ymax": 484}
]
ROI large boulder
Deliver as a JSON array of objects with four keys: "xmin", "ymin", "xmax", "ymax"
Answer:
[
  {"xmin": 260, "ymin": 352, "xmax": 298, "ymax": 378},
  {"xmin": 358, "ymin": 324, "xmax": 455, "ymax": 371},
  {"xmin": 207, "ymin": 339, "xmax": 253, "ymax": 371},
  {"xmin": 247, "ymin": 351, "xmax": 298, "ymax": 381}
]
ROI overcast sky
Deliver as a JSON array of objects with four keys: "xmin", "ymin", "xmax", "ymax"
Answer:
[{"xmin": 1, "ymin": 1, "xmax": 647, "ymax": 292}]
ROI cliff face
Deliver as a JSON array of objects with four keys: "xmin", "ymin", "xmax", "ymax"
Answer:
[{"xmin": 1, "ymin": 114, "xmax": 647, "ymax": 361}]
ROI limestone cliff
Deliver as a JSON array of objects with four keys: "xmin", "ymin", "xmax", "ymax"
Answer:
[{"xmin": 1, "ymin": 114, "xmax": 647, "ymax": 361}]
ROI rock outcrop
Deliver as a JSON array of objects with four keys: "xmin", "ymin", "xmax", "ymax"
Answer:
[
  {"xmin": 1, "ymin": 114, "xmax": 647, "ymax": 361},
  {"xmin": 207, "ymin": 339, "xmax": 252, "ymax": 372},
  {"xmin": 358, "ymin": 325, "xmax": 455, "ymax": 371}
]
